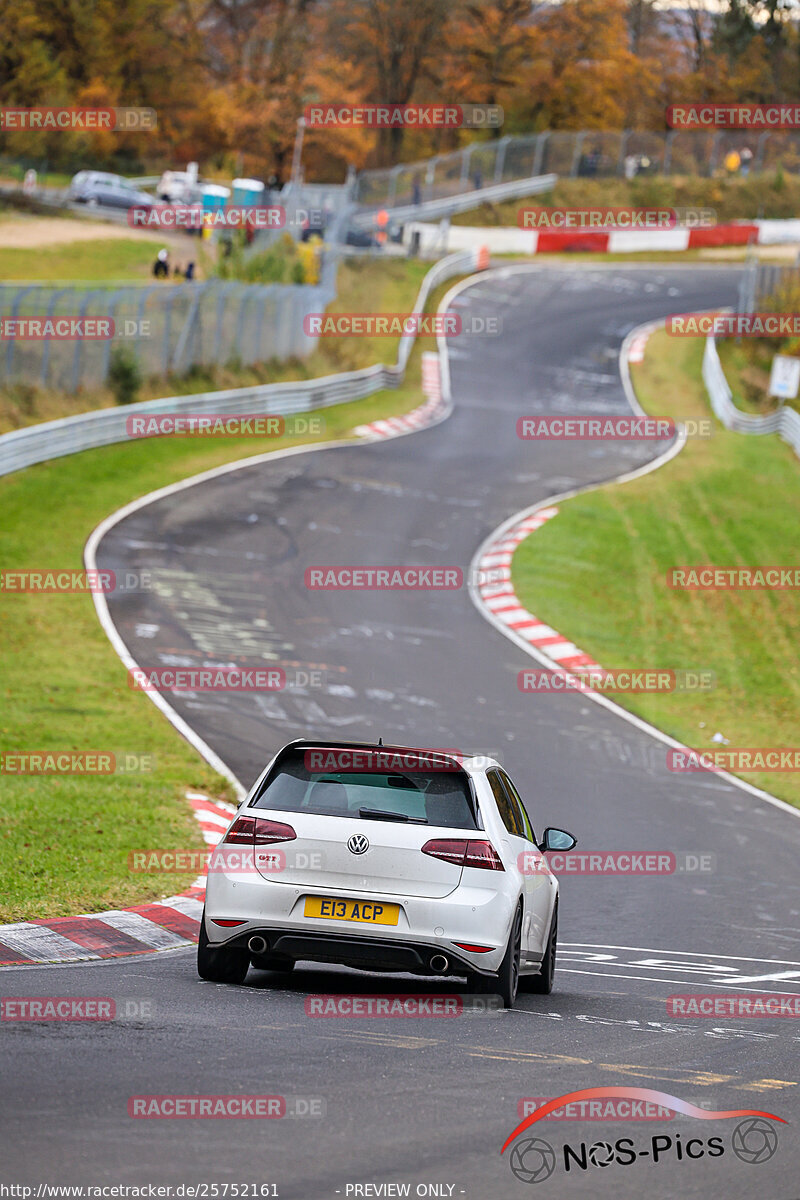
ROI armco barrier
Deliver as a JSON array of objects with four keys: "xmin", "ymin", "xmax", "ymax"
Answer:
[
  {"xmin": 702, "ymin": 335, "xmax": 800, "ymax": 459},
  {"xmin": 351, "ymin": 173, "xmax": 557, "ymax": 228},
  {"xmin": 0, "ymin": 248, "xmax": 484, "ymax": 478}
]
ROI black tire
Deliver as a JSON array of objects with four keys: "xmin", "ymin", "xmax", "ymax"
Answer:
[
  {"xmin": 472, "ymin": 904, "xmax": 522, "ymax": 1009},
  {"xmin": 250, "ymin": 952, "xmax": 295, "ymax": 973},
  {"xmin": 523, "ymin": 900, "xmax": 557, "ymax": 995},
  {"xmin": 197, "ymin": 914, "xmax": 249, "ymax": 984}
]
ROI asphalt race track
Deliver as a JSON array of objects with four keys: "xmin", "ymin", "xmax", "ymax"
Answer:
[{"xmin": 4, "ymin": 265, "xmax": 800, "ymax": 1197}]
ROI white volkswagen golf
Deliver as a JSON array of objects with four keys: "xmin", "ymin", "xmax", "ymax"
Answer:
[{"xmin": 198, "ymin": 739, "xmax": 577, "ymax": 1008}]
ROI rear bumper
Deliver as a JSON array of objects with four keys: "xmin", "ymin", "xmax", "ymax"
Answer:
[
  {"xmin": 204, "ymin": 873, "xmax": 515, "ymax": 974},
  {"xmin": 223, "ymin": 927, "xmax": 480, "ymax": 976}
]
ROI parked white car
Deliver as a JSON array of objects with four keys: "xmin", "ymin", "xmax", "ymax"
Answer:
[
  {"xmin": 198, "ymin": 740, "xmax": 576, "ymax": 1007},
  {"xmin": 156, "ymin": 170, "xmax": 201, "ymax": 204}
]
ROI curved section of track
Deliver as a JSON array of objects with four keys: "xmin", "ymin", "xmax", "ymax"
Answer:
[{"xmin": 5, "ymin": 264, "xmax": 800, "ymax": 1196}]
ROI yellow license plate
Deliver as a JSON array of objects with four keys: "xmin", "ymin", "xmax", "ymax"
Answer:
[{"xmin": 304, "ymin": 896, "xmax": 399, "ymax": 925}]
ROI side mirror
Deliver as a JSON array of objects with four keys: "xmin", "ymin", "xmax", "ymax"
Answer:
[{"xmin": 539, "ymin": 827, "xmax": 577, "ymax": 853}]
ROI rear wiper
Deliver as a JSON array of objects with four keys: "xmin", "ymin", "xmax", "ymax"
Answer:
[{"xmin": 358, "ymin": 807, "xmax": 428, "ymax": 824}]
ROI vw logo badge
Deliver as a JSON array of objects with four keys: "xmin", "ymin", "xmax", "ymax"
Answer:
[{"xmin": 347, "ymin": 833, "xmax": 369, "ymax": 855}]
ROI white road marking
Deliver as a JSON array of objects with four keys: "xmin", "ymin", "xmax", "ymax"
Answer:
[
  {"xmin": 563, "ymin": 942, "xmax": 800, "ymax": 965},
  {"xmin": 558, "ymin": 968, "xmax": 800, "ymax": 994},
  {"xmin": 717, "ymin": 970, "xmax": 800, "ymax": 984}
]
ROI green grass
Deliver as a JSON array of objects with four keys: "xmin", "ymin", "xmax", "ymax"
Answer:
[
  {"xmin": 0, "ymin": 235, "xmax": 168, "ymax": 283},
  {"xmin": 716, "ymin": 338, "xmax": 780, "ymax": 415},
  {"xmin": 511, "ymin": 328, "xmax": 800, "ymax": 808},
  {"xmin": 0, "ymin": 265, "xmax": 462, "ymax": 921}
]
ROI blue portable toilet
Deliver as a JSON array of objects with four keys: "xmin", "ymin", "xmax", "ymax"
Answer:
[
  {"xmin": 201, "ymin": 183, "xmax": 231, "ymax": 214},
  {"xmin": 232, "ymin": 178, "xmax": 265, "ymax": 207}
]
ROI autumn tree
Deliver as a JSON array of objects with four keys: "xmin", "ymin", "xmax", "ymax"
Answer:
[
  {"xmin": 325, "ymin": 0, "xmax": 453, "ymax": 163},
  {"xmin": 441, "ymin": 0, "xmax": 536, "ymax": 140},
  {"xmin": 526, "ymin": 0, "xmax": 660, "ymax": 130}
]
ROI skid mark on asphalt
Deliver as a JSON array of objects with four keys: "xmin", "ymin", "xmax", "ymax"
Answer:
[
  {"xmin": 463, "ymin": 1046, "xmax": 796, "ymax": 1093},
  {"xmin": 320, "ymin": 1028, "xmax": 439, "ymax": 1050},
  {"xmin": 517, "ymin": 1008, "xmax": 800, "ymax": 1047}
]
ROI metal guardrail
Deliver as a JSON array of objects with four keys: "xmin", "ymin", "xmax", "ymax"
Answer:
[
  {"xmin": 702, "ymin": 336, "xmax": 800, "ymax": 459},
  {"xmin": 351, "ymin": 173, "xmax": 557, "ymax": 227},
  {"xmin": 0, "ymin": 248, "xmax": 484, "ymax": 478}
]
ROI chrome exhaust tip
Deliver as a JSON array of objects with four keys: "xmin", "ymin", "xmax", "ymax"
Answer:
[
  {"xmin": 248, "ymin": 935, "xmax": 268, "ymax": 955},
  {"xmin": 430, "ymin": 954, "xmax": 449, "ymax": 974}
]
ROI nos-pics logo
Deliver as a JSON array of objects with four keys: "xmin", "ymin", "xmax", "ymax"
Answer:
[{"xmin": 502, "ymin": 1087, "xmax": 783, "ymax": 1184}]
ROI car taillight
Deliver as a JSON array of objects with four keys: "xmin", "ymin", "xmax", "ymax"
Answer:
[
  {"xmin": 421, "ymin": 839, "xmax": 504, "ymax": 871},
  {"xmin": 463, "ymin": 841, "xmax": 504, "ymax": 870},
  {"xmin": 223, "ymin": 816, "xmax": 296, "ymax": 846}
]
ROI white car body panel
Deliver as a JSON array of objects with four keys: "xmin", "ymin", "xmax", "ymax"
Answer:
[{"xmin": 204, "ymin": 741, "xmax": 562, "ymax": 979}]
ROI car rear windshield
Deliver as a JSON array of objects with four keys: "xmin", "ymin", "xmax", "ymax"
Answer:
[{"xmin": 253, "ymin": 748, "xmax": 478, "ymax": 829}]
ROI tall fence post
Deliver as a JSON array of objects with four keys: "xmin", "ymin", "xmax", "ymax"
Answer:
[
  {"xmin": 663, "ymin": 131, "xmax": 675, "ymax": 174},
  {"xmin": 459, "ymin": 145, "xmax": 474, "ymax": 189},
  {"xmin": 708, "ymin": 132, "xmax": 723, "ymax": 176},
  {"xmin": 101, "ymin": 289, "xmax": 125, "ymax": 384},
  {"xmin": 40, "ymin": 288, "xmax": 72, "ymax": 388},
  {"xmin": 171, "ymin": 286, "xmax": 202, "ymax": 374},
  {"xmin": 493, "ymin": 137, "xmax": 510, "ymax": 183},
  {"xmin": 387, "ymin": 164, "xmax": 402, "ymax": 208},
  {"xmin": 617, "ymin": 130, "xmax": 631, "ymax": 177},
  {"xmin": 570, "ymin": 132, "xmax": 586, "ymax": 177},
  {"xmin": 4, "ymin": 286, "xmax": 36, "ymax": 384},
  {"xmin": 532, "ymin": 132, "xmax": 548, "ymax": 176},
  {"xmin": 70, "ymin": 289, "xmax": 95, "ymax": 393}
]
